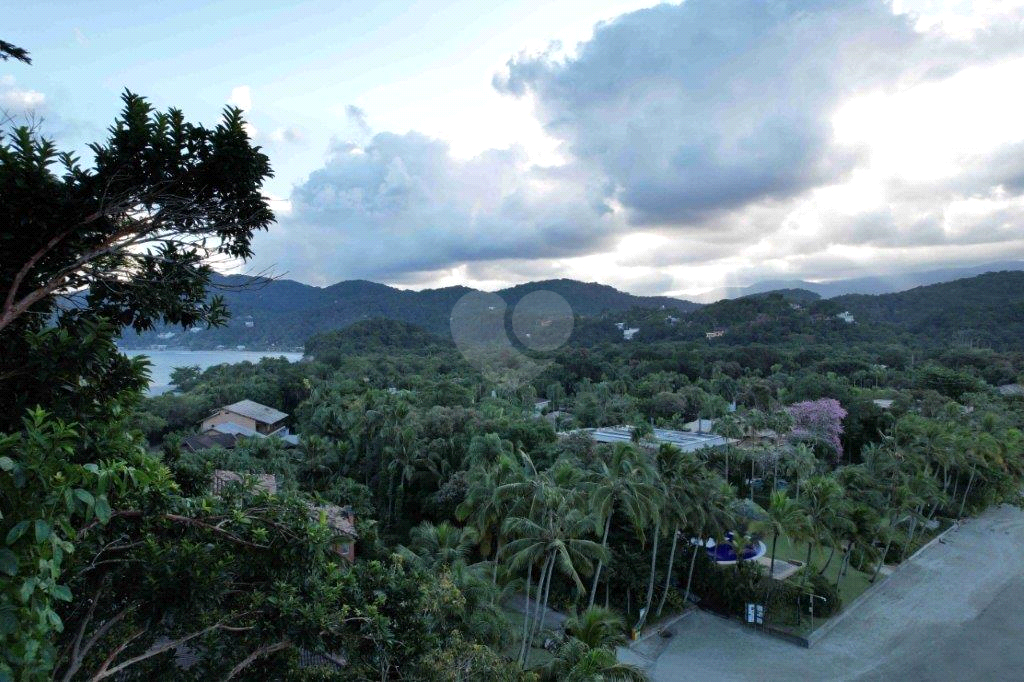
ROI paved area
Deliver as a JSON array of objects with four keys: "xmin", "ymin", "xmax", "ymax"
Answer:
[{"xmin": 624, "ymin": 504, "xmax": 1024, "ymax": 681}]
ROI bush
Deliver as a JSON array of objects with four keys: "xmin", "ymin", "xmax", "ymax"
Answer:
[{"xmin": 799, "ymin": 574, "xmax": 842, "ymax": 618}]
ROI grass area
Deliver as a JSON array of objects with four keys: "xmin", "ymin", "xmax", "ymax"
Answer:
[{"xmin": 769, "ymin": 535, "xmax": 874, "ymax": 605}]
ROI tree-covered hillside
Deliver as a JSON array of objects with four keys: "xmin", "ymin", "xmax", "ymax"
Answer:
[
  {"xmin": 121, "ymin": 275, "xmax": 700, "ymax": 349},
  {"xmin": 834, "ymin": 271, "xmax": 1024, "ymax": 349}
]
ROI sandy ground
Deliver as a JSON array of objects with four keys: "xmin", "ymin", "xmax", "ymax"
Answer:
[{"xmin": 621, "ymin": 504, "xmax": 1024, "ymax": 681}]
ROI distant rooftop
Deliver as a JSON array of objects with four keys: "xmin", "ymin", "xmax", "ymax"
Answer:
[
  {"xmin": 212, "ymin": 469, "xmax": 278, "ymax": 495},
  {"xmin": 222, "ymin": 399, "xmax": 288, "ymax": 425},
  {"xmin": 566, "ymin": 425, "xmax": 732, "ymax": 452},
  {"xmin": 209, "ymin": 421, "xmax": 300, "ymax": 446}
]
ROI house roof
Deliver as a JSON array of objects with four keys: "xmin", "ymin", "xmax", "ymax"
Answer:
[
  {"xmin": 567, "ymin": 425, "xmax": 732, "ymax": 452},
  {"xmin": 307, "ymin": 503, "xmax": 357, "ymax": 538},
  {"xmin": 182, "ymin": 431, "xmax": 238, "ymax": 452},
  {"xmin": 221, "ymin": 399, "xmax": 288, "ymax": 425},
  {"xmin": 208, "ymin": 422, "xmax": 300, "ymax": 446},
  {"xmin": 212, "ymin": 469, "xmax": 278, "ymax": 495}
]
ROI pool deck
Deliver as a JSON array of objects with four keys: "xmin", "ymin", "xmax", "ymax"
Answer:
[
  {"xmin": 755, "ymin": 555, "xmax": 802, "ymax": 580},
  {"xmin": 621, "ymin": 503, "xmax": 1024, "ymax": 681}
]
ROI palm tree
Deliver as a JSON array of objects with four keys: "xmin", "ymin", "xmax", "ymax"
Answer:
[
  {"xmin": 655, "ymin": 446, "xmax": 704, "ymax": 618},
  {"xmin": 563, "ymin": 607, "xmax": 627, "ymax": 649},
  {"xmin": 635, "ymin": 472, "xmax": 668, "ymax": 632},
  {"xmin": 457, "ymin": 454, "xmax": 517, "ymax": 587},
  {"xmin": 503, "ymin": 500, "xmax": 608, "ymax": 664},
  {"xmin": 544, "ymin": 638, "xmax": 647, "ymax": 682},
  {"xmin": 584, "ymin": 444, "xmax": 659, "ymax": 608},
  {"xmin": 683, "ymin": 477, "xmax": 735, "ymax": 605},
  {"xmin": 796, "ymin": 476, "xmax": 848, "ymax": 593},
  {"xmin": 784, "ymin": 443, "xmax": 817, "ymax": 500},
  {"xmin": 753, "ymin": 490, "xmax": 806, "ymax": 578},
  {"xmin": 406, "ymin": 521, "xmax": 479, "ymax": 568}
]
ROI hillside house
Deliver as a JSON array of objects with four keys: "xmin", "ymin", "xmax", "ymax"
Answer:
[
  {"xmin": 706, "ymin": 330, "xmax": 725, "ymax": 339},
  {"xmin": 188, "ymin": 399, "xmax": 300, "ymax": 451},
  {"xmin": 202, "ymin": 399, "xmax": 288, "ymax": 436}
]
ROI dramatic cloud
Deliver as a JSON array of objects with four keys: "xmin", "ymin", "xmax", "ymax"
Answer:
[
  {"xmin": 253, "ymin": 0, "xmax": 1024, "ymax": 292},
  {"xmin": 251, "ymin": 131, "xmax": 619, "ymax": 283},
  {"xmin": 495, "ymin": 0, "xmax": 1019, "ymax": 226}
]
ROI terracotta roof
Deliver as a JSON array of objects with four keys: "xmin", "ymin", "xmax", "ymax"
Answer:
[
  {"xmin": 211, "ymin": 470, "xmax": 278, "ymax": 495},
  {"xmin": 220, "ymin": 399, "xmax": 288, "ymax": 425}
]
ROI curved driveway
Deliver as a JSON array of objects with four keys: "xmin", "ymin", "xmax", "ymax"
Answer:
[{"xmin": 630, "ymin": 504, "xmax": 1024, "ymax": 681}]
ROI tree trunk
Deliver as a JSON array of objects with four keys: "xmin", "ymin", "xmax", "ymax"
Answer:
[
  {"xmin": 769, "ymin": 533, "xmax": 778, "ymax": 577},
  {"xmin": 871, "ymin": 537, "xmax": 893, "ymax": 583},
  {"xmin": 518, "ymin": 562, "xmax": 534, "ymax": 665},
  {"xmin": 800, "ymin": 542, "xmax": 813, "ymax": 592},
  {"xmin": 837, "ymin": 542, "xmax": 853, "ymax": 587},
  {"xmin": 818, "ymin": 544, "xmax": 837, "ymax": 576},
  {"xmin": 637, "ymin": 519, "xmax": 661, "ymax": 631},
  {"xmin": 750, "ymin": 458, "xmax": 756, "ymax": 501},
  {"xmin": 656, "ymin": 526, "xmax": 680, "ymax": 618},
  {"xmin": 533, "ymin": 552, "xmax": 556, "ymax": 642},
  {"xmin": 958, "ymin": 466, "xmax": 977, "ymax": 519},
  {"xmin": 588, "ymin": 511, "xmax": 613, "ymax": 608},
  {"xmin": 684, "ymin": 539, "xmax": 700, "ymax": 605}
]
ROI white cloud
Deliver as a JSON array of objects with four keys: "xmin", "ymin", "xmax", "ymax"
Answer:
[
  {"xmin": 228, "ymin": 85, "xmax": 252, "ymax": 111},
  {"xmin": 0, "ymin": 76, "xmax": 45, "ymax": 111}
]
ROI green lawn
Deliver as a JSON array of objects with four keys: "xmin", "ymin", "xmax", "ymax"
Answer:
[{"xmin": 769, "ymin": 535, "xmax": 874, "ymax": 605}]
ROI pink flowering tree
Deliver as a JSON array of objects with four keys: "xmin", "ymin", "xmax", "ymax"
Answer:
[{"xmin": 787, "ymin": 398, "xmax": 847, "ymax": 460}]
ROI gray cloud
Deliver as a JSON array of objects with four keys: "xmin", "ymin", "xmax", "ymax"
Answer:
[
  {"xmin": 254, "ymin": 1, "xmax": 1024, "ymax": 291},
  {"xmin": 252, "ymin": 131, "xmax": 619, "ymax": 283},
  {"xmin": 495, "ymin": 0, "xmax": 1017, "ymax": 226}
]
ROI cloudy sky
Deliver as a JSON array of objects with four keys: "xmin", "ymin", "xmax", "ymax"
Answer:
[{"xmin": 6, "ymin": 0, "xmax": 1024, "ymax": 297}]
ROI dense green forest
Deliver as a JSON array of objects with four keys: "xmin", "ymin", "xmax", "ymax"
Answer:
[
  {"xmin": 122, "ymin": 270, "xmax": 1024, "ymax": 355},
  {"xmin": 4, "ymin": 57, "xmax": 1024, "ymax": 681},
  {"xmin": 121, "ymin": 275, "xmax": 700, "ymax": 350}
]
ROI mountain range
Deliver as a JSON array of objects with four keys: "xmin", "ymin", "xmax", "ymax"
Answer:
[
  {"xmin": 122, "ymin": 276, "xmax": 700, "ymax": 349},
  {"xmin": 690, "ymin": 260, "xmax": 1024, "ymax": 302},
  {"xmin": 121, "ymin": 268, "xmax": 1024, "ymax": 351}
]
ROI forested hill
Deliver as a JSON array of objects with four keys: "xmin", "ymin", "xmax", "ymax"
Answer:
[
  {"xmin": 121, "ymin": 270, "xmax": 1024, "ymax": 351},
  {"xmin": 833, "ymin": 271, "xmax": 1024, "ymax": 348},
  {"xmin": 121, "ymin": 274, "xmax": 700, "ymax": 349}
]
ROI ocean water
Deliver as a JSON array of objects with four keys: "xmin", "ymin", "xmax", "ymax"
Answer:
[{"xmin": 122, "ymin": 349, "xmax": 304, "ymax": 395}]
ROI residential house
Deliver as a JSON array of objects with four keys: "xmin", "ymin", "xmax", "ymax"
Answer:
[
  {"xmin": 202, "ymin": 399, "xmax": 288, "ymax": 435},
  {"xmin": 308, "ymin": 503, "xmax": 358, "ymax": 562}
]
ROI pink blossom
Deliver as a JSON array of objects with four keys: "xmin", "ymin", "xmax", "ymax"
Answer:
[{"xmin": 787, "ymin": 398, "xmax": 847, "ymax": 459}]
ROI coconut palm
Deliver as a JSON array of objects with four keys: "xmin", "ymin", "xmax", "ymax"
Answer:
[
  {"xmin": 683, "ymin": 477, "xmax": 736, "ymax": 605},
  {"xmin": 406, "ymin": 521, "xmax": 479, "ymax": 569},
  {"xmin": 654, "ymin": 446, "xmax": 704, "ymax": 618},
  {"xmin": 753, "ymin": 490, "xmax": 806, "ymax": 578},
  {"xmin": 563, "ymin": 607, "xmax": 628, "ymax": 649},
  {"xmin": 543, "ymin": 638, "xmax": 647, "ymax": 682},
  {"xmin": 584, "ymin": 444, "xmax": 659, "ymax": 608},
  {"xmin": 503, "ymin": 500, "xmax": 608, "ymax": 664},
  {"xmin": 457, "ymin": 454, "xmax": 517, "ymax": 587},
  {"xmin": 635, "ymin": 469, "xmax": 668, "ymax": 632}
]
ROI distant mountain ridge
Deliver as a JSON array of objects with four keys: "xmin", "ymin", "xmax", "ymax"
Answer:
[
  {"xmin": 122, "ymin": 269, "xmax": 1024, "ymax": 351},
  {"xmin": 693, "ymin": 260, "xmax": 1024, "ymax": 302},
  {"xmin": 122, "ymin": 275, "xmax": 701, "ymax": 349}
]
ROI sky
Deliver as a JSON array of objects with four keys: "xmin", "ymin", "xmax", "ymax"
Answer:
[{"xmin": 5, "ymin": 0, "xmax": 1024, "ymax": 297}]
